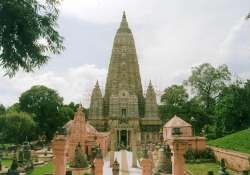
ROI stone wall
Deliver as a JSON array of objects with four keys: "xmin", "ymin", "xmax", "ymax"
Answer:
[{"xmin": 209, "ymin": 146, "xmax": 250, "ymax": 171}]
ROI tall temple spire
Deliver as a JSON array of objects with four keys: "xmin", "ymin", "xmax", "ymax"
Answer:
[
  {"xmin": 89, "ymin": 80, "xmax": 103, "ymax": 119},
  {"xmin": 145, "ymin": 80, "xmax": 158, "ymax": 118},
  {"xmin": 120, "ymin": 11, "xmax": 129, "ymax": 28},
  {"xmin": 104, "ymin": 12, "xmax": 144, "ymax": 117}
]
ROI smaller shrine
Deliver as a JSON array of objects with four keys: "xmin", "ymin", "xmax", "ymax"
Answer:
[
  {"xmin": 17, "ymin": 139, "xmax": 33, "ymax": 171},
  {"xmin": 64, "ymin": 105, "xmax": 111, "ymax": 162},
  {"xmin": 52, "ymin": 105, "xmax": 111, "ymax": 175},
  {"xmin": 163, "ymin": 115, "xmax": 206, "ymax": 151}
]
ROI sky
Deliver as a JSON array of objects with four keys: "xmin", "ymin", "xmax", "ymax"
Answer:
[{"xmin": 1, "ymin": 0, "xmax": 250, "ymax": 107}]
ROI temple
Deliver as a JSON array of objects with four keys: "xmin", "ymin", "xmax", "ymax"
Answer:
[{"xmin": 88, "ymin": 12, "xmax": 162, "ymax": 149}]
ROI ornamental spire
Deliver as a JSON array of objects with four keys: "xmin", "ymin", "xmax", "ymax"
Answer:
[
  {"xmin": 95, "ymin": 80, "xmax": 100, "ymax": 88},
  {"xmin": 120, "ymin": 11, "xmax": 129, "ymax": 28}
]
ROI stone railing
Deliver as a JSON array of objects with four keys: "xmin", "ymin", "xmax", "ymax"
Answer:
[{"xmin": 209, "ymin": 146, "xmax": 250, "ymax": 172}]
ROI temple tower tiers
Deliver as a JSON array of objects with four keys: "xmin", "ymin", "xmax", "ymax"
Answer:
[
  {"xmin": 68, "ymin": 106, "xmax": 87, "ymax": 161},
  {"xmin": 104, "ymin": 12, "xmax": 144, "ymax": 117},
  {"xmin": 145, "ymin": 81, "xmax": 158, "ymax": 118},
  {"xmin": 88, "ymin": 12, "xmax": 162, "ymax": 146},
  {"xmin": 89, "ymin": 81, "xmax": 103, "ymax": 119}
]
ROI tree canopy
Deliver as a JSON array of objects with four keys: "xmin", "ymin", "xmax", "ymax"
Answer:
[
  {"xmin": 0, "ymin": 111, "xmax": 36, "ymax": 143},
  {"xmin": 184, "ymin": 63, "xmax": 231, "ymax": 113},
  {"xmin": 160, "ymin": 85, "xmax": 188, "ymax": 121},
  {"xmin": 0, "ymin": 0, "xmax": 64, "ymax": 77},
  {"xmin": 19, "ymin": 85, "xmax": 69, "ymax": 139},
  {"xmin": 0, "ymin": 104, "xmax": 5, "ymax": 115}
]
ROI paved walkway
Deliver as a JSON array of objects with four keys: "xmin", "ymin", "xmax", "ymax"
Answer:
[
  {"xmin": 103, "ymin": 150, "xmax": 141, "ymax": 175},
  {"xmin": 120, "ymin": 150, "xmax": 129, "ymax": 175}
]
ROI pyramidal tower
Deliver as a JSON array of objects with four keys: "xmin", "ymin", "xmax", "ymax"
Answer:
[
  {"xmin": 88, "ymin": 12, "xmax": 161, "ymax": 146},
  {"xmin": 104, "ymin": 11, "xmax": 144, "ymax": 117}
]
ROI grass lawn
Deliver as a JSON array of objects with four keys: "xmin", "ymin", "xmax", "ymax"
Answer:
[
  {"xmin": 2, "ymin": 159, "xmax": 12, "ymax": 169},
  {"xmin": 186, "ymin": 163, "xmax": 237, "ymax": 175},
  {"xmin": 208, "ymin": 128, "xmax": 250, "ymax": 154},
  {"xmin": 27, "ymin": 162, "xmax": 54, "ymax": 175}
]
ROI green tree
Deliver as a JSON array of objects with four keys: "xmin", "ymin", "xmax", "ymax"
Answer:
[
  {"xmin": 0, "ymin": 0, "xmax": 64, "ymax": 77},
  {"xmin": 185, "ymin": 97, "xmax": 209, "ymax": 135},
  {"xmin": 60, "ymin": 105, "xmax": 75, "ymax": 120},
  {"xmin": 0, "ymin": 104, "xmax": 5, "ymax": 115},
  {"xmin": 6, "ymin": 103, "xmax": 21, "ymax": 112},
  {"xmin": 0, "ymin": 111, "xmax": 36, "ymax": 143},
  {"xmin": 160, "ymin": 85, "xmax": 189, "ymax": 122},
  {"xmin": 19, "ymin": 85, "xmax": 68, "ymax": 139},
  {"xmin": 216, "ymin": 80, "xmax": 250, "ymax": 134},
  {"xmin": 184, "ymin": 63, "xmax": 231, "ymax": 113}
]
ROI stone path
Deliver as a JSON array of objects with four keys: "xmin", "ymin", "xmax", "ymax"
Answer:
[
  {"xmin": 120, "ymin": 150, "xmax": 129, "ymax": 175},
  {"xmin": 103, "ymin": 150, "xmax": 141, "ymax": 175}
]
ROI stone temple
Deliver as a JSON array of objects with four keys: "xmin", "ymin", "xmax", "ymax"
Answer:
[{"xmin": 88, "ymin": 12, "xmax": 161, "ymax": 149}]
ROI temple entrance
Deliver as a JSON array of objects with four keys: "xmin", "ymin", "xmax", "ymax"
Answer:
[
  {"xmin": 120, "ymin": 130, "xmax": 127, "ymax": 147},
  {"xmin": 117, "ymin": 130, "xmax": 130, "ymax": 149}
]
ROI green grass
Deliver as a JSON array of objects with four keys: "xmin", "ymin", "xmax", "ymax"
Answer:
[
  {"xmin": 186, "ymin": 163, "xmax": 237, "ymax": 175},
  {"xmin": 208, "ymin": 128, "xmax": 250, "ymax": 154},
  {"xmin": 2, "ymin": 159, "xmax": 12, "ymax": 168},
  {"xmin": 27, "ymin": 162, "xmax": 54, "ymax": 175}
]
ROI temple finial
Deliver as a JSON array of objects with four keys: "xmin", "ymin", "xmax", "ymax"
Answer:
[
  {"xmin": 123, "ymin": 11, "xmax": 126, "ymax": 19},
  {"xmin": 95, "ymin": 80, "xmax": 99, "ymax": 87},
  {"xmin": 149, "ymin": 80, "xmax": 152, "ymax": 87},
  {"xmin": 120, "ymin": 11, "xmax": 128, "ymax": 28}
]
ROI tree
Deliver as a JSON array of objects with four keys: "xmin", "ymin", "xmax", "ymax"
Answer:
[
  {"xmin": 19, "ymin": 85, "xmax": 68, "ymax": 139},
  {"xmin": 0, "ymin": 0, "xmax": 64, "ymax": 77},
  {"xmin": 246, "ymin": 12, "xmax": 250, "ymax": 20},
  {"xmin": 215, "ymin": 80, "xmax": 250, "ymax": 134},
  {"xmin": 160, "ymin": 85, "xmax": 189, "ymax": 121},
  {"xmin": 185, "ymin": 97, "xmax": 210, "ymax": 135},
  {"xmin": 184, "ymin": 63, "xmax": 231, "ymax": 113},
  {"xmin": 0, "ymin": 111, "xmax": 36, "ymax": 143},
  {"xmin": 6, "ymin": 103, "xmax": 20, "ymax": 112},
  {"xmin": 0, "ymin": 104, "xmax": 5, "ymax": 115},
  {"xmin": 59, "ymin": 105, "xmax": 75, "ymax": 120}
]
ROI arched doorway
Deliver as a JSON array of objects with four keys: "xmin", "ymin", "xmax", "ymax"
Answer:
[{"xmin": 120, "ymin": 130, "xmax": 127, "ymax": 147}]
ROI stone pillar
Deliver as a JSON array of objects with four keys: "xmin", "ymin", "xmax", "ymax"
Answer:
[
  {"xmin": 94, "ymin": 158, "xmax": 104, "ymax": 175},
  {"xmin": 52, "ymin": 134, "xmax": 68, "ymax": 175},
  {"xmin": 141, "ymin": 158, "xmax": 153, "ymax": 175},
  {"xmin": 126, "ymin": 130, "xmax": 129, "ymax": 147},
  {"xmin": 110, "ymin": 130, "xmax": 116, "ymax": 167},
  {"xmin": 132, "ymin": 147, "xmax": 137, "ymax": 167},
  {"xmin": 169, "ymin": 139, "xmax": 186, "ymax": 175},
  {"xmin": 132, "ymin": 130, "xmax": 138, "ymax": 167},
  {"xmin": 110, "ymin": 151, "xmax": 115, "ymax": 167}
]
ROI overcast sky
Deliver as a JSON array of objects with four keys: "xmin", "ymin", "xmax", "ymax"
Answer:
[{"xmin": 1, "ymin": 0, "xmax": 250, "ymax": 107}]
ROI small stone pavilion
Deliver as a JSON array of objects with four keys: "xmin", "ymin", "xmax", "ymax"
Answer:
[
  {"xmin": 64, "ymin": 106, "xmax": 111, "ymax": 161},
  {"xmin": 163, "ymin": 115, "xmax": 206, "ymax": 151}
]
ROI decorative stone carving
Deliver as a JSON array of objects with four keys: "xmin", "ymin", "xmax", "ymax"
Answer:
[
  {"xmin": 112, "ymin": 159, "xmax": 120, "ymax": 175},
  {"xmin": 68, "ymin": 106, "xmax": 86, "ymax": 161},
  {"xmin": 154, "ymin": 145, "xmax": 172, "ymax": 174},
  {"xmin": 71, "ymin": 143, "xmax": 89, "ymax": 168}
]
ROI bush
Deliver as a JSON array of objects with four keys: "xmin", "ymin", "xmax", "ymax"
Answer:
[{"xmin": 184, "ymin": 148, "xmax": 215, "ymax": 163}]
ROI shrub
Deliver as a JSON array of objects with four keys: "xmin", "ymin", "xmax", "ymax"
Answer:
[{"xmin": 184, "ymin": 148, "xmax": 215, "ymax": 163}]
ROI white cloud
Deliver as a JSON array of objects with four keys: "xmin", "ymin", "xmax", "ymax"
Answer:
[
  {"xmin": 1, "ymin": 0, "xmax": 250, "ymax": 106},
  {"xmin": 0, "ymin": 65, "xmax": 106, "ymax": 106},
  {"xmin": 60, "ymin": 0, "xmax": 158, "ymax": 24},
  {"xmin": 219, "ymin": 18, "xmax": 250, "ymax": 79}
]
